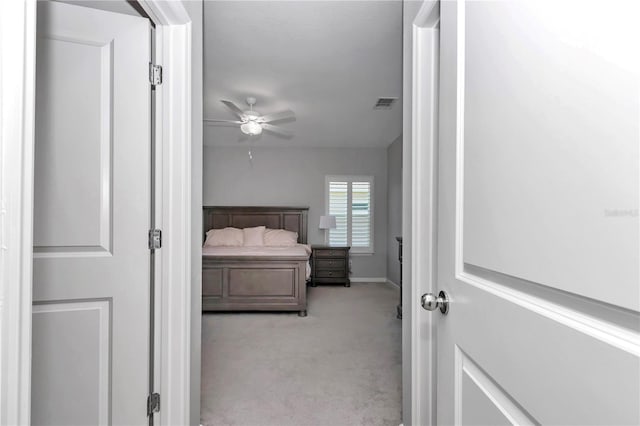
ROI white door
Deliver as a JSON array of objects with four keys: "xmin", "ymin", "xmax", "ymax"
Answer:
[
  {"xmin": 32, "ymin": 2, "xmax": 151, "ymax": 424},
  {"xmin": 426, "ymin": 1, "xmax": 640, "ymax": 424}
]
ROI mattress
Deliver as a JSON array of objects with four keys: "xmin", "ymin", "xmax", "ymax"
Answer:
[{"xmin": 202, "ymin": 244, "xmax": 312, "ymax": 279}]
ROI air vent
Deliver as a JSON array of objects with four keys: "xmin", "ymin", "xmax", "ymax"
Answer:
[{"xmin": 373, "ymin": 97, "xmax": 398, "ymax": 110}]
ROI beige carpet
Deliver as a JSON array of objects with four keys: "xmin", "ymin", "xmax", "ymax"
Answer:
[{"xmin": 201, "ymin": 282, "xmax": 402, "ymax": 426}]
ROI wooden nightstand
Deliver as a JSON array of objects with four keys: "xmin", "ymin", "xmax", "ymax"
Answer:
[{"xmin": 310, "ymin": 245, "xmax": 350, "ymax": 287}]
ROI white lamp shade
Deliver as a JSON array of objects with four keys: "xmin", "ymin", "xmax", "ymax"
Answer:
[{"xmin": 319, "ymin": 215, "xmax": 337, "ymax": 230}]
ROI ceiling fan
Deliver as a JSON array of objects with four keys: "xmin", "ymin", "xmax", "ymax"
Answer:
[{"xmin": 204, "ymin": 97, "xmax": 295, "ymax": 137}]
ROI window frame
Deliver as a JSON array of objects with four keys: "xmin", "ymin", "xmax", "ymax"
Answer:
[{"xmin": 324, "ymin": 175, "xmax": 375, "ymax": 254}]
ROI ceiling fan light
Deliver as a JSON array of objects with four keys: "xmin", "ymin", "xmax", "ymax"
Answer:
[{"xmin": 241, "ymin": 121, "xmax": 262, "ymax": 136}]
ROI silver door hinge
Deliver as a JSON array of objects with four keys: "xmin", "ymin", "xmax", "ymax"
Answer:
[
  {"xmin": 147, "ymin": 393, "xmax": 160, "ymax": 416},
  {"xmin": 149, "ymin": 63, "xmax": 162, "ymax": 86},
  {"xmin": 148, "ymin": 229, "xmax": 162, "ymax": 250}
]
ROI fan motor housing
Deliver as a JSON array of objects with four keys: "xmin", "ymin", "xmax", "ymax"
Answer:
[{"xmin": 243, "ymin": 111, "xmax": 260, "ymax": 121}]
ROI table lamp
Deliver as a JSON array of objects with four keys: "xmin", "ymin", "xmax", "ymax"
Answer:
[{"xmin": 319, "ymin": 215, "xmax": 337, "ymax": 245}]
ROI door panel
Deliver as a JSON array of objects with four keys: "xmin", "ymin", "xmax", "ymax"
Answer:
[
  {"xmin": 32, "ymin": 301, "xmax": 110, "ymax": 425},
  {"xmin": 34, "ymin": 34, "xmax": 112, "ymax": 254},
  {"xmin": 33, "ymin": 2, "xmax": 151, "ymax": 424},
  {"xmin": 460, "ymin": 375, "xmax": 512, "ymax": 426},
  {"xmin": 457, "ymin": 349, "xmax": 534, "ymax": 426},
  {"xmin": 446, "ymin": 282, "xmax": 639, "ymax": 425},
  {"xmin": 434, "ymin": 1, "xmax": 640, "ymax": 425},
  {"xmin": 460, "ymin": 0, "xmax": 639, "ymax": 312}
]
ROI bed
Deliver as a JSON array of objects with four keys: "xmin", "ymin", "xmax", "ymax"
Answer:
[{"xmin": 202, "ymin": 206, "xmax": 310, "ymax": 316}]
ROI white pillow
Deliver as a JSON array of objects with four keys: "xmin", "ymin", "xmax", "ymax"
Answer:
[
  {"xmin": 203, "ymin": 227, "xmax": 243, "ymax": 247},
  {"xmin": 243, "ymin": 226, "xmax": 266, "ymax": 246},
  {"xmin": 264, "ymin": 228, "xmax": 298, "ymax": 246}
]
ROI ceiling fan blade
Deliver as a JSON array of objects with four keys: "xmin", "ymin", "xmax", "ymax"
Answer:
[
  {"xmin": 262, "ymin": 123, "xmax": 294, "ymax": 138},
  {"xmin": 221, "ymin": 100, "xmax": 246, "ymax": 119},
  {"xmin": 204, "ymin": 119, "xmax": 243, "ymax": 124},
  {"xmin": 258, "ymin": 109, "xmax": 295, "ymax": 123}
]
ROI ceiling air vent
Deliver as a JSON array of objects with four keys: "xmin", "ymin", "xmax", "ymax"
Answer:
[{"xmin": 373, "ymin": 97, "xmax": 398, "ymax": 110}]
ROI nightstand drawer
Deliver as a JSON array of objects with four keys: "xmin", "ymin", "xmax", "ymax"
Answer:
[
  {"xmin": 315, "ymin": 269, "xmax": 347, "ymax": 278},
  {"xmin": 314, "ymin": 248, "xmax": 347, "ymax": 258},
  {"xmin": 315, "ymin": 259, "xmax": 346, "ymax": 269}
]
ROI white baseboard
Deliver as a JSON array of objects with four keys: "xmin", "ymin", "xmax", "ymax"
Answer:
[
  {"xmin": 350, "ymin": 277, "xmax": 388, "ymax": 283},
  {"xmin": 349, "ymin": 278, "xmax": 401, "ymax": 287}
]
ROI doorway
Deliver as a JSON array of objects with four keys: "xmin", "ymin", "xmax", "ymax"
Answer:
[{"xmin": 199, "ymin": 1, "xmax": 404, "ymax": 424}]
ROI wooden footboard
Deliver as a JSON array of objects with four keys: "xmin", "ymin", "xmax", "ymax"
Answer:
[{"xmin": 202, "ymin": 255, "xmax": 308, "ymax": 316}]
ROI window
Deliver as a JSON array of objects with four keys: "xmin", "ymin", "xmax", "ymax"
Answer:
[{"xmin": 325, "ymin": 175, "xmax": 374, "ymax": 253}]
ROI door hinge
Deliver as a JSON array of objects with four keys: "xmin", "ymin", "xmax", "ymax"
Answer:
[
  {"xmin": 148, "ymin": 229, "xmax": 162, "ymax": 250},
  {"xmin": 149, "ymin": 63, "xmax": 162, "ymax": 86},
  {"xmin": 147, "ymin": 393, "xmax": 160, "ymax": 416}
]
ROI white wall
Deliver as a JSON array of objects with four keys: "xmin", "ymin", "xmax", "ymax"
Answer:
[
  {"xmin": 387, "ymin": 135, "xmax": 403, "ymax": 285},
  {"xmin": 203, "ymin": 145, "xmax": 388, "ymax": 278}
]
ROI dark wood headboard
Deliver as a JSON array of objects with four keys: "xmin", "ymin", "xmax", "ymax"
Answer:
[{"xmin": 203, "ymin": 206, "xmax": 309, "ymax": 244}]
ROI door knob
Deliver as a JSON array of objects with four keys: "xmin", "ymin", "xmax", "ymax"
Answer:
[{"xmin": 421, "ymin": 290, "xmax": 449, "ymax": 314}]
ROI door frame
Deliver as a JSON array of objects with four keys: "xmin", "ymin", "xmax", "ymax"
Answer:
[
  {"xmin": 405, "ymin": 1, "xmax": 440, "ymax": 425},
  {"xmin": 0, "ymin": 1, "xmax": 36, "ymax": 424},
  {"xmin": 0, "ymin": 1, "xmax": 193, "ymax": 425}
]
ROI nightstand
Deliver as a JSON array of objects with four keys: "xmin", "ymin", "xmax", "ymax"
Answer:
[{"xmin": 310, "ymin": 245, "xmax": 350, "ymax": 287}]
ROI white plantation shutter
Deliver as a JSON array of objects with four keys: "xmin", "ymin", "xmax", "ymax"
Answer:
[
  {"xmin": 326, "ymin": 176, "xmax": 374, "ymax": 253},
  {"xmin": 351, "ymin": 181, "xmax": 371, "ymax": 248},
  {"xmin": 329, "ymin": 181, "xmax": 348, "ymax": 246}
]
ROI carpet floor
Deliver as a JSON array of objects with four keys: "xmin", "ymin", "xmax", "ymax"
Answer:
[{"xmin": 201, "ymin": 282, "xmax": 402, "ymax": 426}]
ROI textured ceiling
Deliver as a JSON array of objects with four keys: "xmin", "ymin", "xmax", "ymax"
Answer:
[{"xmin": 204, "ymin": 1, "xmax": 403, "ymax": 148}]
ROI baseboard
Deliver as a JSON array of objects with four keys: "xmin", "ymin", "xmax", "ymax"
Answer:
[
  {"xmin": 349, "ymin": 278, "xmax": 401, "ymax": 287},
  {"xmin": 349, "ymin": 277, "xmax": 388, "ymax": 283},
  {"xmin": 387, "ymin": 279, "xmax": 400, "ymax": 288}
]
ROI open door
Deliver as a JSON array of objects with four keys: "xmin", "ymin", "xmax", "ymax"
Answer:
[
  {"xmin": 415, "ymin": 0, "xmax": 639, "ymax": 424},
  {"xmin": 32, "ymin": 2, "xmax": 152, "ymax": 424}
]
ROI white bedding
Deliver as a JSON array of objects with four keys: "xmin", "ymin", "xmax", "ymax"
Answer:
[{"xmin": 202, "ymin": 244, "xmax": 312, "ymax": 279}]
